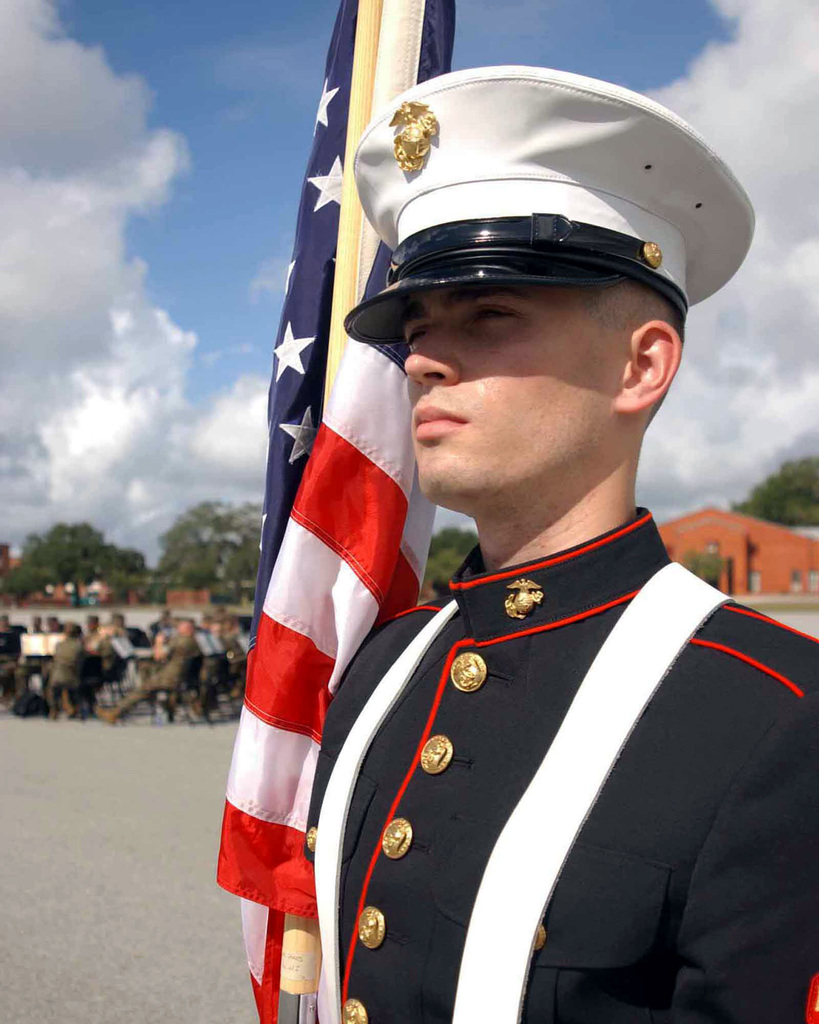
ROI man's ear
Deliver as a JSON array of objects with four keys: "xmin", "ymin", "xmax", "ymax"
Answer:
[{"xmin": 614, "ymin": 319, "xmax": 682, "ymax": 417}]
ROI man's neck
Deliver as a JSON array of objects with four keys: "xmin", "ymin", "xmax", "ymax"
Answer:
[{"xmin": 475, "ymin": 470, "xmax": 637, "ymax": 572}]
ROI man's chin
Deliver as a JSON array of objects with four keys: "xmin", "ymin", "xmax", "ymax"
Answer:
[{"xmin": 417, "ymin": 472, "xmax": 485, "ymax": 517}]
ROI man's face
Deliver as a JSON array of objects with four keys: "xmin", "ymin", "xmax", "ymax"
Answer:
[{"xmin": 403, "ymin": 285, "xmax": 627, "ymax": 518}]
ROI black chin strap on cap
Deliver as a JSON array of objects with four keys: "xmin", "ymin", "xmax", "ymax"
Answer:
[{"xmin": 390, "ymin": 214, "xmax": 688, "ymax": 315}]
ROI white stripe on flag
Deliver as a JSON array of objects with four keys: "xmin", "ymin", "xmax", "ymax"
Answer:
[
  {"xmin": 227, "ymin": 706, "xmax": 320, "ymax": 829},
  {"xmin": 241, "ymin": 898, "xmax": 269, "ymax": 984},
  {"xmin": 323, "ymin": 340, "xmax": 417, "ymax": 498},
  {"xmin": 263, "ymin": 518, "xmax": 380, "ymax": 684},
  {"xmin": 401, "ymin": 472, "xmax": 436, "ymax": 580}
]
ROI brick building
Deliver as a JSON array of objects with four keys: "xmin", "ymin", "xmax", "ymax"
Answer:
[{"xmin": 659, "ymin": 507, "xmax": 819, "ymax": 596}]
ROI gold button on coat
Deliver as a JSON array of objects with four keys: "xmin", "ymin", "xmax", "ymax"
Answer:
[
  {"xmin": 305, "ymin": 827, "xmax": 317, "ymax": 852},
  {"xmin": 450, "ymin": 652, "xmax": 488, "ymax": 692},
  {"xmin": 343, "ymin": 998, "xmax": 368, "ymax": 1024},
  {"xmin": 358, "ymin": 906, "xmax": 386, "ymax": 949},
  {"xmin": 382, "ymin": 817, "xmax": 413, "ymax": 859},
  {"xmin": 534, "ymin": 924, "xmax": 548, "ymax": 951},
  {"xmin": 421, "ymin": 735, "xmax": 454, "ymax": 775}
]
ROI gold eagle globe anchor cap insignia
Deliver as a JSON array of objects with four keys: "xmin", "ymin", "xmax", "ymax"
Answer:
[
  {"xmin": 505, "ymin": 578, "xmax": 544, "ymax": 620},
  {"xmin": 390, "ymin": 101, "xmax": 439, "ymax": 172}
]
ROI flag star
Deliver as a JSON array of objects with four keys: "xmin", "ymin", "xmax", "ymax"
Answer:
[
  {"xmin": 315, "ymin": 79, "xmax": 340, "ymax": 131},
  {"xmin": 285, "ymin": 260, "xmax": 296, "ymax": 293},
  {"xmin": 274, "ymin": 322, "xmax": 314, "ymax": 381},
  {"xmin": 308, "ymin": 155, "xmax": 343, "ymax": 211},
  {"xmin": 279, "ymin": 407, "xmax": 318, "ymax": 464}
]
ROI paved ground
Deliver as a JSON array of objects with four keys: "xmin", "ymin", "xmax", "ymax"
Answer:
[
  {"xmin": 0, "ymin": 715, "xmax": 255, "ymax": 1024},
  {"xmin": 2, "ymin": 600, "xmax": 816, "ymax": 1024}
]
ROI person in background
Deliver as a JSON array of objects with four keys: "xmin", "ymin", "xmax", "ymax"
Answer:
[
  {"xmin": 15, "ymin": 615, "xmax": 48, "ymax": 698},
  {"xmin": 48, "ymin": 622, "xmax": 84, "ymax": 720},
  {"xmin": 149, "ymin": 609, "xmax": 173, "ymax": 641},
  {"xmin": 45, "ymin": 616, "xmax": 62, "ymax": 634},
  {"xmin": 221, "ymin": 616, "xmax": 247, "ymax": 702},
  {"xmin": 0, "ymin": 614, "xmax": 22, "ymax": 705},
  {"xmin": 97, "ymin": 619, "xmax": 200, "ymax": 724},
  {"xmin": 84, "ymin": 614, "xmax": 102, "ymax": 652}
]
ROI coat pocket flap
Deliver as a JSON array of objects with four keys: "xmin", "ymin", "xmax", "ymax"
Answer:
[{"xmin": 535, "ymin": 843, "xmax": 670, "ymax": 969}]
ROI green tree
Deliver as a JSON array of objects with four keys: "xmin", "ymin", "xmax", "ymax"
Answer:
[
  {"xmin": 733, "ymin": 457, "xmax": 819, "ymax": 525},
  {"xmin": 424, "ymin": 527, "xmax": 478, "ymax": 593},
  {"xmin": 682, "ymin": 550, "xmax": 724, "ymax": 587},
  {"xmin": 1, "ymin": 562, "xmax": 52, "ymax": 600},
  {"xmin": 0, "ymin": 523, "xmax": 147, "ymax": 602},
  {"xmin": 157, "ymin": 501, "xmax": 261, "ymax": 601}
]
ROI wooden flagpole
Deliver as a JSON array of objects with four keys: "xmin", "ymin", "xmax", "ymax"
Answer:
[
  {"xmin": 323, "ymin": 0, "xmax": 385, "ymax": 399},
  {"xmin": 280, "ymin": 2, "xmax": 385, "ymax": 1019}
]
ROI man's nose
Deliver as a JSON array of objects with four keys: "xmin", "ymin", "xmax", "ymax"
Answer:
[{"xmin": 404, "ymin": 335, "xmax": 461, "ymax": 386}]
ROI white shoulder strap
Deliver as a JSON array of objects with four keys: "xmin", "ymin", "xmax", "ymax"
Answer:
[
  {"xmin": 315, "ymin": 601, "xmax": 459, "ymax": 1024},
  {"xmin": 452, "ymin": 563, "xmax": 726, "ymax": 1024}
]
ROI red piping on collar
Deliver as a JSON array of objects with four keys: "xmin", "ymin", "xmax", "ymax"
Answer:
[
  {"xmin": 449, "ymin": 512, "xmax": 654, "ymax": 591},
  {"xmin": 690, "ymin": 638, "xmax": 804, "ymax": 698}
]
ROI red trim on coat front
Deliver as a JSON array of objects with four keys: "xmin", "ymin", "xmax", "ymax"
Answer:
[
  {"xmin": 449, "ymin": 512, "xmax": 653, "ymax": 591},
  {"xmin": 726, "ymin": 605, "xmax": 819, "ymax": 646},
  {"xmin": 806, "ymin": 972, "xmax": 819, "ymax": 1023},
  {"xmin": 689, "ymin": 638, "xmax": 804, "ymax": 698},
  {"xmin": 340, "ymin": 588, "xmax": 637, "ymax": 1003}
]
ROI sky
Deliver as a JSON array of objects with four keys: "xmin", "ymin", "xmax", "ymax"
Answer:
[{"xmin": 1, "ymin": 0, "xmax": 818, "ymax": 563}]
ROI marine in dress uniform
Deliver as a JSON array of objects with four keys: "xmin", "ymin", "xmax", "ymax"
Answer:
[{"xmin": 300, "ymin": 67, "xmax": 819, "ymax": 1024}]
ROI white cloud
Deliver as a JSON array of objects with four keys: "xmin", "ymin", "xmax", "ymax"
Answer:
[
  {"xmin": 0, "ymin": 0, "xmax": 267, "ymax": 562},
  {"xmin": 3, "ymin": 0, "xmax": 818, "ymax": 572},
  {"xmin": 249, "ymin": 257, "xmax": 291, "ymax": 303},
  {"xmin": 640, "ymin": 0, "xmax": 819, "ymax": 521}
]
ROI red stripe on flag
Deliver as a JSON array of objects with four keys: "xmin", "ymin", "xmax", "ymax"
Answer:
[
  {"xmin": 217, "ymin": 801, "xmax": 318, "ymax": 918},
  {"xmin": 257, "ymin": 910, "xmax": 284, "ymax": 1024},
  {"xmin": 377, "ymin": 548, "xmax": 422, "ymax": 625},
  {"xmin": 292, "ymin": 425, "xmax": 408, "ymax": 605},
  {"xmin": 245, "ymin": 615, "xmax": 335, "ymax": 743}
]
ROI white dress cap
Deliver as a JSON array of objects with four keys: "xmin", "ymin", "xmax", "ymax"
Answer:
[{"xmin": 353, "ymin": 66, "xmax": 754, "ymax": 307}]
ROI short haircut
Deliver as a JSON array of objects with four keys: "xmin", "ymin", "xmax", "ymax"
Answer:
[{"xmin": 579, "ymin": 278, "xmax": 685, "ymax": 342}]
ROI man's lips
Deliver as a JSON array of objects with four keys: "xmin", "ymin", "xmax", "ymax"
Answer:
[{"xmin": 414, "ymin": 405, "xmax": 468, "ymax": 439}]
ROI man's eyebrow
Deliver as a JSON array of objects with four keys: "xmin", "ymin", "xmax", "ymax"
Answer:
[{"xmin": 400, "ymin": 286, "xmax": 528, "ymax": 326}]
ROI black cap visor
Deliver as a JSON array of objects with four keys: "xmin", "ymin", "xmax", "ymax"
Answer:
[{"xmin": 344, "ymin": 215, "xmax": 688, "ymax": 345}]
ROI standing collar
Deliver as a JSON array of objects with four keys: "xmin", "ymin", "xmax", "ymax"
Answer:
[{"xmin": 448, "ymin": 510, "xmax": 669, "ymax": 642}]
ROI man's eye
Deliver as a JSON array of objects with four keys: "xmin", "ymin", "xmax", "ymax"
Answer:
[
  {"xmin": 406, "ymin": 328, "xmax": 427, "ymax": 346},
  {"xmin": 475, "ymin": 307, "xmax": 509, "ymax": 319}
]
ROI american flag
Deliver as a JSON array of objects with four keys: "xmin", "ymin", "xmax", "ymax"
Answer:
[{"xmin": 217, "ymin": 1, "xmax": 455, "ymax": 1020}]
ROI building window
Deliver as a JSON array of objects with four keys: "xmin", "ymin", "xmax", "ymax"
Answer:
[
  {"xmin": 809, "ymin": 571, "xmax": 819, "ymax": 594},
  {"xmin": 749, "ymin": 571, "xmax": 761, "ymax": 593},
  {"xmin": 790, "ymin": 570, "xmax": 803, "ymax": 594},
  {"xmin": 706, "ymin": 541, "xmax": 720, "ymax": 555}
]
